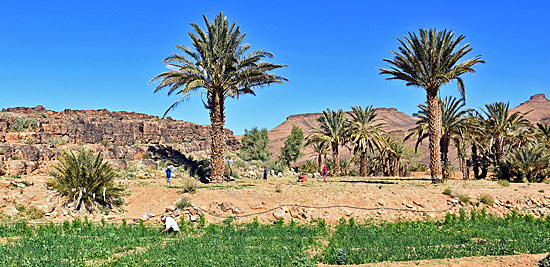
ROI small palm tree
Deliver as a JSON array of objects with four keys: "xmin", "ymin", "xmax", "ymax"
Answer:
[
  {"xmin": 49, "ymin": 150, "xmax": 124, "ymax": 212},
  {"xmin": 305, "ymin": 139, "xmax": 329, "ymax": 173},
  {"xmin": 307, "ymin": 109, "xmax": 347, "ymax": 176},
  {"xmin": 406, "ymin": 97, "xmax": 471, "ymax": 178},
  {"xmin": 478, "ymin": 102, "xmax": 531, "ymax": 163},
  {"xmin": 150, "ymin": 13, "xmax": 288, "ymax": 182},
  {"xmin": 347, "ymin": 106, "xmax": 386, "ymax": 176},
  {"xmin": 380, "ymin": 28, "xmax": 484, "ymax": 183}
]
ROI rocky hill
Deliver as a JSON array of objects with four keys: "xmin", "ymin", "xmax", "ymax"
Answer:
[
  {"xmin": 0, "ymin": 106, "xmax": 239, "ymax": 175},
  {"xmin": 268, "ymin": 93, "xmax": 550, "ymax": 167}
]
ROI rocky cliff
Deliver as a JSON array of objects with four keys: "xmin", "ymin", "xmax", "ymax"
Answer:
[{"xmin": 0, "ymin": 106, "xmax": 239, "ymax": 175}]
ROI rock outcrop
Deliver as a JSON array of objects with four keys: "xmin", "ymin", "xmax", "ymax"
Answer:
[{"xmin": 0, "ymin": 106, "xmax": 239, "ymax": 175}]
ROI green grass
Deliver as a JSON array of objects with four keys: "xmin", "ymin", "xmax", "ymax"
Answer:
[{"xmin": 1, "ymin": 210, "xmax": 549, "ymax": 266}]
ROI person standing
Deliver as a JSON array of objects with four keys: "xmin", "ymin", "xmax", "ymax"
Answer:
[
  {"xmin": 322, "ymin": 165, "xmax": 328, "ymax": 182},
  {"xmin": 263, "ymin": 168, "xmax": 268, "ymax": 181},
  {"xmin": 164, "ymin": 166, "xmax": 173, "ymax": 187}
]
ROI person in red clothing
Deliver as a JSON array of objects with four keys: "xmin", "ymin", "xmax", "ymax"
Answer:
[{"xmin": 322, "ymin": 165, "xmax": 328, "ymax": 182}]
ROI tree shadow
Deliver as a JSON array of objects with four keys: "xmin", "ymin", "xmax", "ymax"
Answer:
[
  {"xmin": 339, "ymin": 180, "xmax": 397, "ymax": 185},
  {"xmin": 146, "ymin": 145, "xmax": 211, "ymax": 183}
]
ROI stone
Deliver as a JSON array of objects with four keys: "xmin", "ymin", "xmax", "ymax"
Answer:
[
  {"xmin": 189, "ymin": 214, "xmax": 200, "ymax": 222},
  {"xmin": 273, "ymin": 209, "xmax": 286, "ymax": 220},
  {"xmin": 3, "ymin": 206, "xmax": 19, "ymax": 217},
  {"xmin": 342, "ymin": 209, "xmax": 353, "ymax": 216},
  {"xmin": 277, "ymin": 172, "xmax": 283, "ymax": 177},
  {"xmin": 165, "ymin": 206, "xmax": 176, "ymax": 212},
  {"xmin": 233, "ymin": 208, "xmax": 245, "ymax": 215},
  {"xmin": 378, "ymin": 199, "xmax": 386, "ymax": 206},
  {"xmin": 219, "ymin": 202, "xmax": 233, "ymax": 212},
  {"xmin": 250, "ymin": 204, "xmax": 264, "ymax": 210},
  {"xmin": 289, "ymin": 207, "xmax": 300, "ymax": 218},
  {"xmin": 35, "ymin": 204, "xmax": 55, "ymax": 213},
  {"xmin": 406, "ymin": 204, "xmax": 413, "ymax": 209}
]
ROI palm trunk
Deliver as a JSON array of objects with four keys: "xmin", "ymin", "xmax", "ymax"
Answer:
[
  {"xmin": 440, "ymin": 136, "xmax": 450, "ymax": 179},
  {"xmin": 331, "ymin": 142, "xmax": 340, "ymax": 176},
  {"xmin": 494, "ymin": 137, "xmax": 504, "ymax": 163},
  {"xmin": 317, "ymin": 154, "xmax": 322, "ymax": 174},
  {"xmin": 209, "ymin": 93, "xmax": 225, "ymax": 183},
  {"xmin": 359, "ymin": 151, "xmax": 367, "ymax": 177},
  {"xmin": 427, "ymin": 90, "xmax": 443, "ymax": 183}
]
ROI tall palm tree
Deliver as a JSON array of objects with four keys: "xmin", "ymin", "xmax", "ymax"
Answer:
[
  {"xmin": 405, "ymin": 97, "xmax": 471, "ymax": 178},
  {"xmin": 478, "ymin": 102, "xmax": 531, "ymax": 163},
  {"xmin": 305, "ymin": 138, "xmax": 329, "ymax": 173},
  {"xmin": 150, "ymin": 13, "xmax": 288, "ymax": 182},
  {"xmin": 307, "ymin": 109, "xmax": 347, "ymax": 176},
  {"xmin": 379, "ymin": 28, "xmax": 484, "ymax": 183},
  {"xmin": 347, "ymin": 106, "xmax": 387, "ymax": 176}
]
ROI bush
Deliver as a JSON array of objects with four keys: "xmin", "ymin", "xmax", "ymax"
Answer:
[
  {"xmin": 348, "ymin": 169, "xmax": 359, "ymax": 177},
  {"xmin": 479, "ymin": 193, "xmax": 494, "ymax": 206},
  {"xmin": 298, "ymin": 160, "xmax": 317, "ymax": 174},
  {"xmin": 48, "ymin": 138, "xmax": 68, "ymax": 148},
  {"xmin": 48, "ymin": 149, "xmax": 124, "ymax": 211},
  {"xmin": 26, "ymin": 206, "xmax": 45, "ymax": 219},
  {"xmin": 458, "ymin": 193, "xmax": 471, "ymax": 204},
  {"xmin": 443, "ymin": 187, "xmax": 452, "ymax": 195},
  {"xmin": 540, "ymin": 254, "xmax": 550, "ymax": 267},
  {"xmin": 275, "ymin": 184, "xmax": 282, "ymax": 193},
  {"xmin": 176, "ymin": 196, "xmax": 192, "ymax": 209},
  {"xmin": 183, "ymin": 179, "xmax": 197, "ymax": 194},
  {"xmin": 409, "ymin": 163, "xmax": 427, "ymax": 172},
  {"xmin": 498, "ymin": 179, "xmax": 510, "ymax": 187},
  {"xmin": 9, "ymin": 116, "xmax": 38, "ymax": 132}
]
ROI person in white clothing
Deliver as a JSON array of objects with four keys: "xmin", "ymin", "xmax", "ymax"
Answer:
[{"xmin": 160, "ymin": 215, "xmax": 181, "ymax": 236}]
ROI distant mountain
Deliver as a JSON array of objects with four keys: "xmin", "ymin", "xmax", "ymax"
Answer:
[
  {"xmin": 268, "ymin": 94, "xmax": 550, "ymax": 166},
  {"xmin": 510, "ymin": 94, "xmax": 550, "ymax": 125}
]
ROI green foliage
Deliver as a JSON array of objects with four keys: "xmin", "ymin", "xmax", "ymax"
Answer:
[
  {"xmin": 540, "ymin": 254, "xmax": 550, "ymax": 267},
  {"xmin": 281, "ymin": 126, "xmax": 304, "ymax": 167},
  {"xmin": 322, "ymin": 211, "xmax": 550, "ymax": 264},
  {"xmin": 48, "ymin": 149, "xmax": 124, "ymax": 211},
  {"xmin": 176, "ymin": 196, "xmax": 192, "ymax": 209},
  {"xmin": 25, "ymin": 206, "xmax": 45, "ymax": 219},
  {"xmin": 443, "ymin": 187, "xmax": 452, "ymax": 195},
  {"xmin": 409, "ymin": 163, "xmax": 427, "ymax": 172},
  {"xmin": 48, "ymin": 138, "xmax": 68, "ymax": 148},
  {"xmin": 239, "ymin": 127, "xmax": 272, "ymax": 161},
  {"xmin": 479, "ymin": 193, "xmax": 494, "ymax": 206},
  {"xmin": 298, "ymin": 160, "xmax": 317, "ymax": 174},
  {"xmin": 183, "ymin": 179, "xmax": 197, "ymax": 194},
  {"xmin": 458, "ymin": 193, "xmax": 471, "ymax": 204},
  {"xmin": 494, "ymin": 144, "xmax": 549, "ymax": 182},
  {"xmin": 9, "ymin": 116, "xmax": 38, "ymax": 132},
  {"xmin": 498, "ymin": 179, "xmax": 510, "ymax": 187},
  {"xmin": 348, "ymin": 169, "xmax": 359, "ymax": 177}
]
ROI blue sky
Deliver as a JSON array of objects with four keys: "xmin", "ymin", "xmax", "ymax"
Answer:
[{"xmin": 1, "ymin": 1, "xmax": 549, "ymax": 135}]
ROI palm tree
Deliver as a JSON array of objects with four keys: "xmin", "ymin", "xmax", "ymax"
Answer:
[
  {"xmin": 347, "ymin": 106, "xmax": 386, "ymax": 176},
  {"xmin": 305, "ymin": 138, "xmax": 329, "ymax": 173},
  {"xmin": 379, "ymin": 28, "xmax": 484, "ymax": 183},
  {"xmin": 150, "ymin": 13, "xmax": 288, "ymax": 182},
  {"xmin": 307, "ymin": 109, "xmax": 347, "ymax": 176},
  {"xmin": 405, "ymin": 97, "xmax": 471, "ymax": 178},
  {"xmin": 535, "ymin": 123, "xmax": 550, "ymax": 149},
  {"xmin": 478, "ymin": 102, "xmax": 531, "ymax": 163}
]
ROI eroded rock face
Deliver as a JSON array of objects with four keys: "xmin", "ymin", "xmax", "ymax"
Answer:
[{"xmin": 0, "ymin": 106, "xmax": 240, "ymax": 174}]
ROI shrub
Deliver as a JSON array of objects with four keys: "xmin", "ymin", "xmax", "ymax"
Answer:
[
  {"xmin": 409, "ymin": 163, "xmax": 427, "ymax": 172},
  {"xmin": 298, "ymin": 160, "xmax": 317, "ymax": 174},
  {"xmin": 48, "ymin": 138, "xmax": 68, "ymax": 148},
  {"xmin": 275, "ymin": 184, "xmax": 282, "ymax": 193},
  {"xmin": 48, "ymin": 149, "xmax": 124, "ymax": 211},
  {"xmin": 176, "ymin": 196, "xmax": 192, "ymax": 209},
  {"xmin": 443, "ymin": 187, "xmax": 452, "ymax": 195},
  {"xmin": 540, "ymin": 254, "xmax": 550, "ymax": 267},
  {"xmin": 479, "ymin": 193, "xmax": 494, "ymax": 205},
  {"xmin": 348, "ymin": 169, "xmax": 359, "ymax": 177},
  {"xmin": 9, "ymin": 116, "xmax": 38, "ymax": 132},
  {"xmin": 183, "ymin": 179, "xmax": 197, "ymax": 194},
  {"xmin": 26, "ymin": 206, "xmax": 45, "ymax": 219},
  {"xmin": 498, "ymin": 179, "xmax": 510, "ymax": 187},
  {"xmin": 458, "ymin": 193, "xmax": 471, "ymax": 204}
]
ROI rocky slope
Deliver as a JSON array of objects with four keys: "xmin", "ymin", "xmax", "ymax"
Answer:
[
  {"xmin": 268, "ymin": 94, "xmax": 550, "ymax": 166},
  {"xmin": 0, "ymin": 106, "xmax": 239, "ymax": 175}
]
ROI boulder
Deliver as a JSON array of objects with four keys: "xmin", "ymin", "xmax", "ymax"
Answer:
[
  {"xmin": 219, "ymin": 202, "xmax": 233, "ymax": 212},
  {"xmin": 3, "ymin": 206, "xmax": 19, "ymax": 217},
  {"xmin": 289, "ymin": 207, "xmax": 300, "ymax": 218},
  {"xmin": 342, "ymin": 209, "xmax": 353, "ymax": 216},
  {"xmin": 189, "ymin": 214, "xmax": 200, "ymax": 222},
  {"xmin": 273, "ymin": 209, "xmax": 286, "ymax": 220},
  {"xmin": 165, "ymin": 206, "xmax": 176, "ymax": 212}
]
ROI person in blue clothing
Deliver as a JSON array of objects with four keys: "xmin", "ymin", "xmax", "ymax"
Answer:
[{"xmin": 164, "ymin": 166, "xmax": 174, "ymax": 187}]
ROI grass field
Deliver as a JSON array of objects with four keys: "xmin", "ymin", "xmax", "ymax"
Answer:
[{"xmin": 1, "ymin": 210, "xmax": 549, "ymax": 266}]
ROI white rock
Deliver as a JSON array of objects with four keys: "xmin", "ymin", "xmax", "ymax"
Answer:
[{"xmin": 273, "ymin": 209, "xmax": 286, "ymax": 220}]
